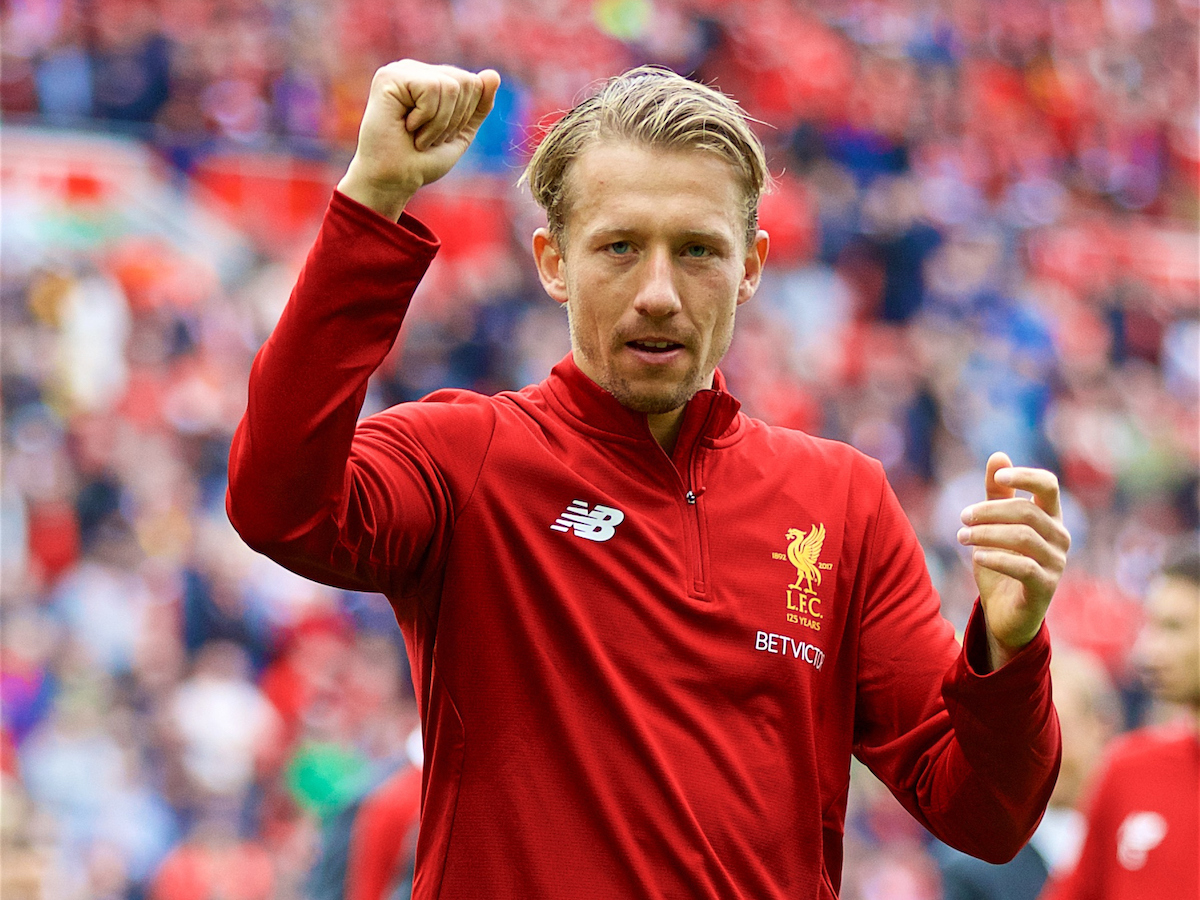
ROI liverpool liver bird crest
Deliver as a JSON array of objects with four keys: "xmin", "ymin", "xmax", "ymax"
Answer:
[{"xmin": 786, "ymin": 524, "xmax": 825, "ymax": 592}]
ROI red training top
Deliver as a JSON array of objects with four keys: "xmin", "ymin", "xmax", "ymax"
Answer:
[{"xmin": 227, "ymin": 192, "xmax": 1061, "ymax": 900}]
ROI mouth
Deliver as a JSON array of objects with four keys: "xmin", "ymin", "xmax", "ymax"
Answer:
[{"xmin": 626, "ymin": 338, "xmax": 685, "ymax": 354}]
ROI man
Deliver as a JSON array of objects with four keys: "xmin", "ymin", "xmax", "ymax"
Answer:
[
  {"xmin": 1041, "ymin": 546, "xmax": 1200, "ymax": 900},
  {"xmin": 226, "ymin": 60, "xmax": 1070, "ymax": 898}
]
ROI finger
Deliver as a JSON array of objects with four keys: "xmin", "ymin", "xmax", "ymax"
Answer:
[
  {"xmin": 398, "ymin": 75, "xmax": 438, "ymax": 133},
  {"xmin": 440, "ymin": 74, "xmax": 481, "ymax": 146},
  {"xmin": 992, "ymin": 466, "xmax": 1063, "ymax": 519},
  {"xmin": 414, "ymin": 78, "xmax": 461, "ymax": 150},
  {"xmin": 463, "ymin": 69, "xmax": 501, "ymax": 134},
  {"xmin": 985, "ymin": 451, "xmax": 1015, "ymax": 501},
  {"xmin": 957, "ymin": 523, "xmax": 1066, "ymax": 570},
  {"xmin": 369, "ymin": 63, "xmax": 428, "ymax": 134},
  {"xmin": 970, "ymin": 547, "xmax": 1057, "ymax": 595},
  {"xmin": 960, "ymin": 499, "xmax": 1072, "ymax": 550}
]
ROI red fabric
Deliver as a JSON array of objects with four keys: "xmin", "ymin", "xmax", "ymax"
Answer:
[
  {"xmin": 346, "ymin": 765, "xmax": 422, "ymax": 900},
  {"xmin": 25, "ymin": 499, "xmax": 79, "ymax": 582},
  {"xmin": 0, "ymin": 727, "xmax": 18, "ymax": 779},
  {"xmin": 1045, "ymin": 576, "xmax": 1144, "ymax": 676},
  {"xmin": 756, "ymin": 173, "xmax": 817, "ymax": 267},
  {"xmin": 150, "ymin": 841, "xmax": 274, "ymax": 900},
  {"xmin": 260, "ymin": 615, "xmax": 353, "ymax": 747},
  {"xmin": 1040, "ymin": 724, "xmax": 1200, "ymax": 900},
  {"xmin": 227, "ymin": 192, "xmax": 1061, "ymax": 900}
]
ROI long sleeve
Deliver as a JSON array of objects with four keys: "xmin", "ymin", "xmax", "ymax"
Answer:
[
  {"xmin": 226, "ymin": 192, "xmax": 494, "ymax": 604},
  {"xmin": 853, "ymin": 473, "xmax": 1061, "ymax": 863}
]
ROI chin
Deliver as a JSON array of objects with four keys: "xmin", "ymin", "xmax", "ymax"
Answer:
[
  {"xmin": 608, "ymin": 377, "xmax": 703, "ymax": 415},
  {"xmin": 625, "ymin": 396, "xmax": 690, "ymax": 415}
]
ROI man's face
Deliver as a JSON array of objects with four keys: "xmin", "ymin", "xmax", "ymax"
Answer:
[
  {"xmin": 533, "ymin": 141, "xmax": 768, "ymax": 416},
  {"xmin": 1135, "ymin": 575, "xmax": 1200, "ymax": 708}
]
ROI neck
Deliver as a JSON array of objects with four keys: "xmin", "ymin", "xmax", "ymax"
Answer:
[{"xmin": 647, "ymin": 407, "xmax": 687, "ymax": 454}]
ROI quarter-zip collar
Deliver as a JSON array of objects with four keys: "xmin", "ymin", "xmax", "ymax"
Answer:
[{"xmin": 541, "ymin": 353, "xmax": 743, "ymax": 451}]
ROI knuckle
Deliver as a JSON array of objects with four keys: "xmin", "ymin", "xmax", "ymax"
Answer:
[
  {"xmin": 383, "ymin": 58, "xmax": 414, "ymax": 77},
  {"xmin": 1011, "ymin": 501, "xmax": 1037, "ymax": 525}
]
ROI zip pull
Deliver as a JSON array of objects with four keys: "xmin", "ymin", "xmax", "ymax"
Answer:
[{"xmin": 685, "ymin": 490, "xmax": 697, "ymax": 505}]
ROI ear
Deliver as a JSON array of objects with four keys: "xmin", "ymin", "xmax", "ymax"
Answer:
[
  {"xmin": 737, "ymin": 229, "xmax": 770, "ymax": 306},
  {"xmin": 533, "ymin": 228, "xmax": 569, "ymax": 305}
]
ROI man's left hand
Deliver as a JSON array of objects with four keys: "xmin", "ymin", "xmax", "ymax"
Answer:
[{"xmin": 958, "ymin": 451, "xmax": 1071, "ymax": 670}]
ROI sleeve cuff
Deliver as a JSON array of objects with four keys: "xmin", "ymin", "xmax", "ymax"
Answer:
[
  {"xmin": 960, "ymin": 599, "xmax": 1052, "ymax": 680},
  {"xmin": 330, "ymin": 189, "xmax": 441, "ymax": 254},
  {"xmin": 943, "ymin": 599, "xmax": 1060, "ymax": 775}
]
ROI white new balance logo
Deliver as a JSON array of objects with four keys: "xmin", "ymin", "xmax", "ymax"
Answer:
[{"xmin": 550, "ymin": 500, "xmax": 625, "ymax": 542}]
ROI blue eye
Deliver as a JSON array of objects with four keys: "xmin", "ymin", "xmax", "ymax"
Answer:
[
  {"xmin": 609, "ymin": 241, "xmax": 632, "ymax": 254},
  {"xmin": 684, "ymin": 244, "xmax": 711, "ymax": 258}
]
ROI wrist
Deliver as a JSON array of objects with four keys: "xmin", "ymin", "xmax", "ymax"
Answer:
[
  {"xmin": 985, "ymin": 625, "xmax": 1038, "ymax": 672},
  {"xmin": 986, "ymin": 632, "xmax": 1018, "ymax": 672},
  {"xmin": 336, "ymin": 164, "xmax": 420, "ymax": 222}
]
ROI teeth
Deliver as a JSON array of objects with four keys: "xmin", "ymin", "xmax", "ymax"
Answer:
[{"xmin": 637, "ymin": 341, "xmax": 672, "ymax": 349}]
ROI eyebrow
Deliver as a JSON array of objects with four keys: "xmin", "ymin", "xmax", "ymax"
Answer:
[{"xmin": 588, "ymin": 226, "xmax": 735, "ymax": 248}]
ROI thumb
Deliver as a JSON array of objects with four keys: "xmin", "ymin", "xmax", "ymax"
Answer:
[{"xmin": 985, "ymin": 451, "xmax": 1015, "ymax": 501}]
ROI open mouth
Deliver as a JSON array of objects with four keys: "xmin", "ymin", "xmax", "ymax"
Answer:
[{"xmin": 627, "ymin": 339, "xmax": 684, "ymax": 353}]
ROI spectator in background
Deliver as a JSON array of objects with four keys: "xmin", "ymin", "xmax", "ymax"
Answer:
[
  {"xmin": 149, "ymin": 806, "xmax": 274, "ymax": 900},
  {"xmin": 1041, "ymin": 543, "xmax": 1200, "ymax": 900},
  {"xmin": 344, "ymin": 759, "xmax": 421, "ymax": 900},
  {"xmin": 305, "ymin": 724, "xmax": 423, "ymax": 900},
  {"xmin": 166, "ymin": 640, "xmax": 282, "ymax": 816},
  {"xmin": 88, "ymin": 0, "xmax": 171, "ymax": 126}
]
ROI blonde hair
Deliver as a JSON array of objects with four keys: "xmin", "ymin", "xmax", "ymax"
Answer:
[{"xmin": 521, "ymin": 67, "xmax": 771, "ymax": 247}]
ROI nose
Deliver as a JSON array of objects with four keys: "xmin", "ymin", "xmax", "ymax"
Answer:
[{"xmin": 632, "ymin": 247, "xmax": 681, "ymax": 318}]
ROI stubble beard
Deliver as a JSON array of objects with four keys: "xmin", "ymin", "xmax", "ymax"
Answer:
[
  {"xmin": 601, "ymin": 369, "xmax": 704, "ymax": 415},
  {"xmin": 568, "ymin": 312, "xmax": 736, "ymax": 415}
]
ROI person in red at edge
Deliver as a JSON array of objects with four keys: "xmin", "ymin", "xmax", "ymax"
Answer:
[
  {"xmin": 226, "ymin": 60, "xmax": 1071, "ymax": 899},
  {"xmin": 346, "ymin": 762, "xmax": 422, "ymax": 900},
  {"xmin": 1041, "ymin": 546, "xmax": 1200, "ymax": 900}
]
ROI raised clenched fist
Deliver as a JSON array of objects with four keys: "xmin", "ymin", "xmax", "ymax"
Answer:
[{"xmin": 337, "ymin": 60, "xmax": 501, "ymax": 221}]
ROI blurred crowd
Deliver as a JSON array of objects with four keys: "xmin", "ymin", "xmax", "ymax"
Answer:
[{"xmin": 2, "ymin": 0, "xmax": 1198, "ymax": 898}]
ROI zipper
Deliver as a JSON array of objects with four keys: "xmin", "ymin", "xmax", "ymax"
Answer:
[
  {"xmin": 676, "ymin": 402, "xmax": 715, "ymax": 601},
  {"xmin": 682, "ymin": 476, "xmax": 707, "ymax": 599},
  {"xmin": 647, "ymin": 391, "xmax": 722, "ymax": 601}
]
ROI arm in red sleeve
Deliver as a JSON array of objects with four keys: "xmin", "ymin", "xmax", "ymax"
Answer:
[
  {"xmin": 853, "ymin": 469, "xmax": 1061, "ymax": 863},
  {"xmin": 226, "ymin": 192, "xmax": 495, "ymax": 604}
]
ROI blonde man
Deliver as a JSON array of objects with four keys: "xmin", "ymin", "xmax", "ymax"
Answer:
[{"xmin": 228, "ymin": 61, "xmax": 1070, "ymax": 899}]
